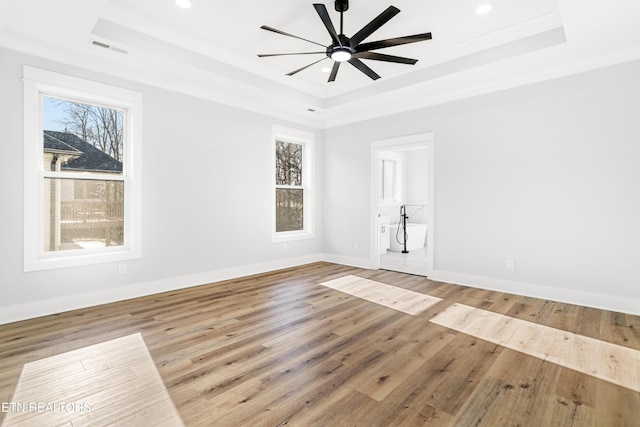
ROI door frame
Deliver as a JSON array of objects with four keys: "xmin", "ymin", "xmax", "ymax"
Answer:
[{"xmin": 369, "ymin": 132, "xmax": 435, "ymax": 276}]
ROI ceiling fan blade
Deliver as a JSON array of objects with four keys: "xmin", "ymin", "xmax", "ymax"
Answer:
[
  {"xmin": 349, "ymin": 6, "xmax": 400, "ymax": 48},
  {"xmin": 313, "ymin": 3, "xmax": 341, "ymax": 46},
  {"xmin": 353, "ymin": 51, "xmax": 417, "ymax": 65},
  {"xmin": 286, "ymin": 57, "xmax": 328, "ymax": 76},
  {"xmin": 328, "ymin": 61, "xmax": 340, "ymax": 82},
  {"xmin": 348, "ymin": 58, "xmax": 380, "ymax": 80},
  {"xmin": 258, "ymin": 52, "xmax": 326, "ymax": 57},
  {"xmin": 355, "ymin": 33, "xmax": 432, "ymax": 52},
  {"xmin": 260, "ymin": 25, "xmax": 327, "ymax": 48}
]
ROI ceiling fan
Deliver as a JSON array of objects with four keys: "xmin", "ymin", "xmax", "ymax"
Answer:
[{"xmin": 258, "ymin": 0, "xmax": 432, "ymax": 82}]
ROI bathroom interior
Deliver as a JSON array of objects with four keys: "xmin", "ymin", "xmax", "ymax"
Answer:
[{"xmin": 377, "ymin": 146, "xmax": 429, "ymax": 276}]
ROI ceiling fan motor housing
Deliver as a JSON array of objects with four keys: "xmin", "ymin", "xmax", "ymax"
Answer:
[
  {"xmin": 335, "ymin": 0, "xmax": 349, "ymax": 12},
  {"xmin": 327, "ymin": 34, "xmax": 353, "ymax": 60}
]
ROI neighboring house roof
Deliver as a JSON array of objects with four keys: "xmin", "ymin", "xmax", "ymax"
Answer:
[
  {"xmin": 43, "ymin": 130, "xmax": 122, "ymax": 173},
  {"xmin": 43, "ymin": 132, "xmax": 82, "ymax": 156}
]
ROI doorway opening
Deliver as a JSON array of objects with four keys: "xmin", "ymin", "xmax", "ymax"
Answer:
[{"xmin": 370, "ymin": 133, "xmax": 434, "ymax": 276}]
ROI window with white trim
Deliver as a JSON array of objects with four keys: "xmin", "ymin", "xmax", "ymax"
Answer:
[
  {"xmin": 271, "ymin": 126, "xmax": 314, "ymax": 242},
  {"xmin": 23, "ymin": 66, "xmax": 142, "ymax": 271}
]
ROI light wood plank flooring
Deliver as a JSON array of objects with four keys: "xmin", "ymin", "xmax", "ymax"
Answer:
[{"xmin": 1, "ymin": 262, "xmax": 639, "ymax": 426}]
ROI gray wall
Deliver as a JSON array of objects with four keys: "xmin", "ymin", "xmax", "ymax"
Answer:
[
  {"xmin": 323, "ymin": 60, "xmax": 640, "ymax": 312},
  {"xmin": 2, "ymin": 45, "xmax": 639, "ymax": 322},
  {"xmin": 405, "ymin": 148, "xmax": 429, "ymax": 224},
  {"xmin": 0, "ymin": 47, "xmax": 323, "ymax": 322}
]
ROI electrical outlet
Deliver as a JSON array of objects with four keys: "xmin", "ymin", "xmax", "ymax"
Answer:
[
  {"xmin": 283, "ymin": 243, "xmax": 288, "ymax": 252},
  {"xmin": 506, "ymin": 259, "xmax": 515, "ymax": 271},
  {"xmin": 118, "ymin": 263, "xmax": 127, "ymax": 275},
  {"xmin": 353, "ymin": 243, "xmax": 359, "ymax": 251}
]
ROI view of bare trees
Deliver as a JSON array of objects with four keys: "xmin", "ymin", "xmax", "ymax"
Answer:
[
  {"xmin": 275, "ymin": 140, "xmax": 304, "ymax": 232},
  {"xmin": 43, "ymin": 97, "xmax": 125, "ymax": 251},
  {"xmin": 275, "ymin": 140, "xmax": 302, "ymax": 186},
  {"xmin": 53, "ymin": 98, "xmax": 124, "ymax": 161}
]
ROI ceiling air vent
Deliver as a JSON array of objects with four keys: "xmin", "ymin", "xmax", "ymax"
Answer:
[{"xmin": 91, "ymin": 40, "xmax": 128, "ymax": 54}]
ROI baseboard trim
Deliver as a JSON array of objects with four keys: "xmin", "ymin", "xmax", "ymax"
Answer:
[
  {"xmin": 0, "ymin": 254, "xmax": 324, "ymax": 325},
  {"xmin": 4, "ymin": 256, "xmax": 637, "ymax": 325},
  {"xmin": 321, "ymin": 253, "xmax": 373, "ymax": 270},
  {"xmin": 430, "ymin": 269, "xmax": 640, "ymax": 316}
]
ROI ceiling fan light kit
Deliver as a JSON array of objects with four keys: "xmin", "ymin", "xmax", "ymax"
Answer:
[
  {"xmin": 475, "ymin": 4, "xmax": 493, "ymax": 15},
  {"xmin": 330, "ymin": 47, "xmax": 352, "ymax": 62},
  {"xmin": 258, "ymin": 0, "xmax": 432, "ymax": 82}
]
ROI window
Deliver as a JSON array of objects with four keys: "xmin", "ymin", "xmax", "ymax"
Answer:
[
  {"xmin": 23, "ymin": 66, "xmax": 142, "ymax": 271},
  {"xmin": 272, "ymin": 125, "xmax": 314, "ymax": 242},
  {"xmin": 379, "ymin": 159, "xmax": 396, "ymax": 201},
  {"xmin": 378, "ymin": 151, "xmax": 403, "ymax": 205}
]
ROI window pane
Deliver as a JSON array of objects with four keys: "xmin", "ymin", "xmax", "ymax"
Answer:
[
  {"xmin": 382, "ymin": 159, "xmax": 396, "ymax": 200},
  {"xmin": 275, "ymin": 140, "xmax": 302, "ymax": 186},
  {"xmin": 276, "ymin": 188, "xmax": 303, "ymax": 232},
  {"xmin": 42, "ymin": 97, "xmax": 124, "ymax": 174},
  {"xmin": 44, "ymin": 178, "xmax": 124, "ymax": 252}
]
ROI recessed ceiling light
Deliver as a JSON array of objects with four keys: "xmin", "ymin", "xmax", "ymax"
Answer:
[
  {"xmin": 475, "ymin": 4, "xmax": 492, "ymax": 14},
  {"xmin": 321, "ymin": 67, "xmax": 331, "ymax": 73},
  {"xmin": 176, "ymin": 0, "xmax": 191, "ymax": 9}
]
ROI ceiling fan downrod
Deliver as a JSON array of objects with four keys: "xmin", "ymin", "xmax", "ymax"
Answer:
[{"xmin": 335, "ymin": 0, "xmax": 348, "ymax": 33}]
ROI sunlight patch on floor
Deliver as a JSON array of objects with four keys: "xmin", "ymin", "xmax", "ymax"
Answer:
[
  {"xmin": 320, "ymin": 275, "xmax": 442, "ymax": 315},
  {"xmin": 2, "ymin": 333, "xmax": 183, "ymax": 426},
  {"xmin": 430, "ymin": 303, "xmax": 640, "ymax": 392}
]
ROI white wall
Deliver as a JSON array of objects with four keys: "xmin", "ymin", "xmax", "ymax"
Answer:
[
  {"xmin": 0, "ymin": 47, "xmax": 323, "ymax": 323},
  {"xmin": 323, "ymin": 60, "xmax": 640, "ymax": 314},
  {"xmin": 405, "ymin": 148, "xmax": 428, "ymax": 206},
  {"xmin": 2, "ymin": 46, "xmax": 639, "ymax": 322},
  {"xmin": 405, "ymin": 148, "xmax": 429, "ymax": 225}
]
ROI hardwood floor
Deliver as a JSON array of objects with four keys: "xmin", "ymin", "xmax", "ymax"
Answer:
[{"xmin": 1, "ymin": 262, "xmax": 639, "ymax": 426}]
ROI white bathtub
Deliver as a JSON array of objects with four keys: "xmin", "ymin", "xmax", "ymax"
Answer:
[{"xmin": 389, "ymin": 223, "xmax": 427, "ymax": 252}]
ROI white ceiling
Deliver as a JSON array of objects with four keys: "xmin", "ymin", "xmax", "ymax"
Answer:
[{"xmin": 1, "ymin": 0, "xmax": 640, "ymax": 128}]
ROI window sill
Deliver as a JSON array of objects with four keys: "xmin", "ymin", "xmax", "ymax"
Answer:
[{"xmin": 25, "ymin": 247, "xmax": 141, "ymax": 272}]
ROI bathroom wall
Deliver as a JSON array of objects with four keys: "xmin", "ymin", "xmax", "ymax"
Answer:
[
  {"xmin": 404, "ymin": 148, "xmax": 429, "ymax": 225},
  {"xmin": 378, "ymin": 148, "xmax": 429, "ymax": 226},
  {"xmin": 378, "ymin": 150, "xmax": 403, "ymax": 224}
]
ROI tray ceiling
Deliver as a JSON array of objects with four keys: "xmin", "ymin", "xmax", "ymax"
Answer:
[{"xmin": 1, "ymin": 0, "xmax": 639, "ymax": 127}]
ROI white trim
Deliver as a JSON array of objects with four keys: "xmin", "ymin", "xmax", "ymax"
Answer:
[
  {"xmin": 271, "ymin": 125, "xmax": 315, "ymax": 243},
  {"xmin": 7, "ymin": 254, "xmax": 637, "ymax": 325},
  {"xmin": 430, "ymin": 270, "xmax": 640, "ymax": 317},
  {"xmin": 23, "ymin": 66, "xmax": 142, "ymax": 105},
  {"xmin": 23, "ymin": 66, "xmax": 143, "ymax": 271},
  {"xmin": 322, "ymin": 253, "xmax": 374, "ymax": 270},
  {"xmin": 370, "ymin": 133, "xmax": 435, "ymax": 275},
  {"xmin": 0, "ymin": 254, "xmax": 324, "ymax": 325}
]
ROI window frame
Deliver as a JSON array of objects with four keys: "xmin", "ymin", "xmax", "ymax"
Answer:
[
  {"xmin": 23, "ymin": 66, "xmax": 142, "ymax": 271},
  {"xmin": 271, "ymin": 125, "xmax": 314, "ymax": 243}
]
